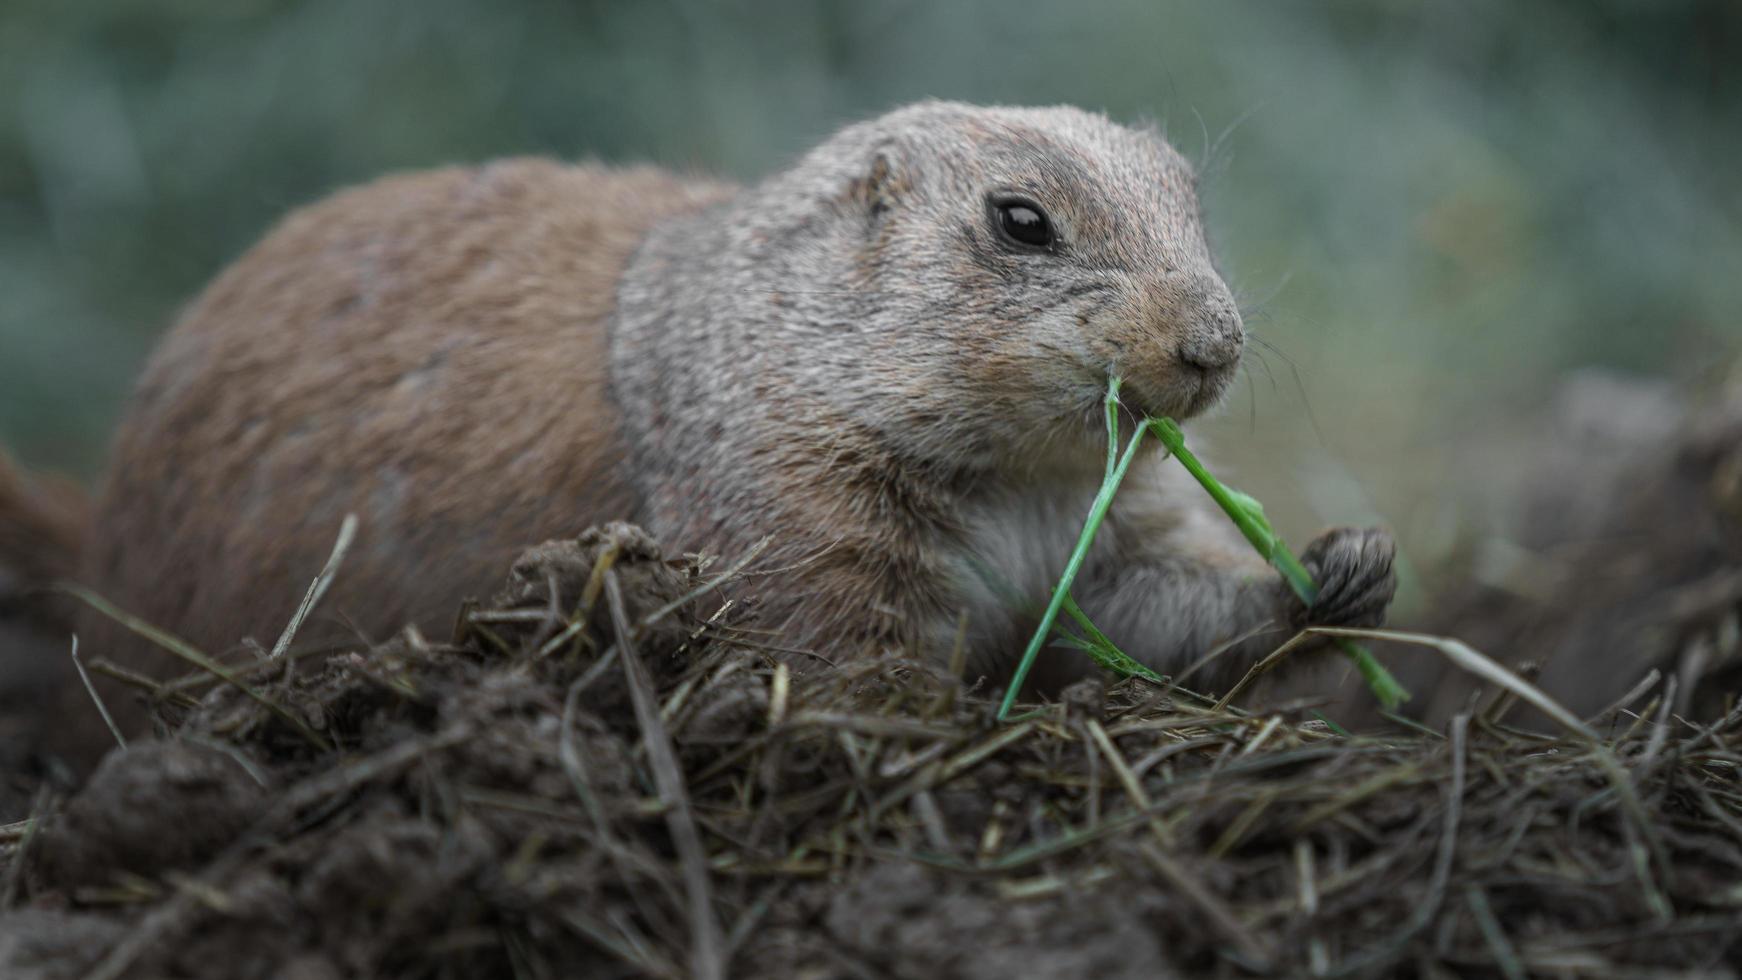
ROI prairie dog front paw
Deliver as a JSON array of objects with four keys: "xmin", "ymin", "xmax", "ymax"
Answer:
[{"xmin": 1290, "ymin": 526, "xmax": 1397, "ymax": 630}]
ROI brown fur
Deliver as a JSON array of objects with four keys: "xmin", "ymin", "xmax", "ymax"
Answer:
[
  {"xmin": 0, "ymin": 454, "xmax": 86, "ymax": 605},
  {"xmin": 80, "ymin": 161, "xmax": 733, "ymax": 688},
  {"xmin": 0, "ymin": 452, "xmax": 91, "ymax": 770}
]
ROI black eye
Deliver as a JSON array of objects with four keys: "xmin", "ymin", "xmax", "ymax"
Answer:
[{"xmin": 992, "ymin": 196, "xmax": 1055, "ymax": 250}]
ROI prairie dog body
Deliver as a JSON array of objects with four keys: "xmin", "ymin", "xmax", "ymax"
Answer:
[
  {"xmin": 83, "ymin": 162, "xmax": 730, "ymax": 658},
  {"xmin": 37, "ymin": 102, "xmax": 1394, "ymax": 723}
]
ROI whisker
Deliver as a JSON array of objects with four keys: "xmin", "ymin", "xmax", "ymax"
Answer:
[
  {"xmin": 1249, "ymin": 335, "xmax": 1298, "ymax": 373},
  {"xmin": 1240, "ymin": 362, "xmax": 1258, "ymax": 435},
  {"xmin": 1233, "ymin": 271, "xmax": 1292, "ymax": 314},
  {"xmin": 1191, "ymin": 106, "xmax": 1213, "ymax": 174},
  {"xmin": 1202, "ymin": 103, "xmax": 1263, "ymax": 179},
  {"xmin": 1245, "ymin": 343, "xmax": 1281, "ymax": 395},
  {"xmin": 1251, "ymin": 338, "xmax": 1326, "ymax": 448}
]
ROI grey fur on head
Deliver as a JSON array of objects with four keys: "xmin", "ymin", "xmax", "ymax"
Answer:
[{"xmin": 614, "ymin": 101, "xmax": 1241, "ymax": 474}]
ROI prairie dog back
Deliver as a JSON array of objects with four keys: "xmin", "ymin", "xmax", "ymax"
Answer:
[{"xmin": 83, "ymin": 161, "xmax": 734, "ymax": 672}]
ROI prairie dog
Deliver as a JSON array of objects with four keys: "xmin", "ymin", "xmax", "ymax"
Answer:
[{"xmin": 18, "ymin": 102, "xmax": 1395, "ymax": 729}]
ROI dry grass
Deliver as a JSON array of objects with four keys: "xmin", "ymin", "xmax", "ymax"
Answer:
[{"xmin": 1, "ymin": 523, "xmax": 1737, "ymax": 978}]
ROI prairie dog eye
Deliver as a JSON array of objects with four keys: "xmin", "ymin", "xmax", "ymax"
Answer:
[{"xmin": 991, "ymin": 195, "xmax": 1055, "ymax": 250}]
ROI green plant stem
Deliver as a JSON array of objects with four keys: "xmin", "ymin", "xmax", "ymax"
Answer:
[
  {"xmin": 998, "ymin": 379, "xmax": 1407, "ymax": 720},
  {"xmin": 996, "ymin": 406, "xmax": 1150, "ymax": 720},
  {"xmin": 1334, "ymin": 638, "xmax": 1409, "ymax": 709},
  {"xmin": 1145, "ymin": 417, "xmax": 1408, "ymax": 710},
  {"xmin": 1060, "ymin": 594, "xmax": 1164, "ymax": 683}
]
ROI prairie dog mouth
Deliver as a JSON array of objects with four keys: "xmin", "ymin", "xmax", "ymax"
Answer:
[
  {"xmin": 1181, "ymin": 366, "xmax": 1236, "ymax": 417},
  {"xmin": 1118, "ymin": 369, "xmax": 1230, "ymax": 424}
]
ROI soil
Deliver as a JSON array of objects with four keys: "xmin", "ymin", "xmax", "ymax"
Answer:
[{"xmin": 1370, "ymin": 370, "xmax": 1742, "ymax": 728}]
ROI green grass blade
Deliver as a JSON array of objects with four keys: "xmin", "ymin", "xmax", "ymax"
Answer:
[
  {"xmin": 1060, "ymin": 594, "xmax": 1164, "ymax": 683},
  {"xmin": 1145, "ymin": 417, "xmax": 1408, "ymax": 710},
  {"xmin": 999, "ymin": 378, "xmax": 1408, "ymax": 722},
  {"xmin": 1340, "ymin": 638, "xmax": 1409, "ymax": 708},
  {"xmin": 996, "ymin": 387, "xmax": 1150, "ymax": 720},
  {"xmin": 1310, "ymin": 709, "xmax": 1353, "ymax": 737},
  {"xmin": 1102, "ymin": 376, "xmax": 1123, "ymax": 480}
]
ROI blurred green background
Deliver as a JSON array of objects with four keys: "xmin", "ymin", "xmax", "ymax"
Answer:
[{"xmin": 2, "ymin": 0, "xmax": 1738, "ymax": 579}]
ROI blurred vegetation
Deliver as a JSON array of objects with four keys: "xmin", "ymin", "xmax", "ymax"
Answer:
[{"xmin": 3, "ymin": 0, "xmax": 1738, "ymax": 552}]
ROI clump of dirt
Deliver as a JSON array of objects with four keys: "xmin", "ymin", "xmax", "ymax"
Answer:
[
  {"xmin": 1397, "ymin": 371, "xmax": 1742, "ymax": 727},
  {"xmin": 33, "ymin": 740, "xmax": 267, "ymax": 890},
  {"xmin": 1, "ymin": 519, "xmax": 1739, "ymax": 978}
]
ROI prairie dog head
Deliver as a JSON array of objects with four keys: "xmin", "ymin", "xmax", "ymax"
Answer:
[{"xmin": 744, "ymin": 101, "xmax": 1243, "ymax": 471}]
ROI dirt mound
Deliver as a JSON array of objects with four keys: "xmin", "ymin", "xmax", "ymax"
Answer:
[
  {"xmin": 2, "ymin": 522, "xmax": 1740, "ymax": 978},
  {"xmin": 1394, "ymin": 371, "xmax": 1742, "ymax": 728}
]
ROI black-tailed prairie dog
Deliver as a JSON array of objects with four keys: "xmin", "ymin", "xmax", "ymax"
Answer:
[{"xmin": 2, "ymin": 101, "xmax": 1396, "ymax": 737}]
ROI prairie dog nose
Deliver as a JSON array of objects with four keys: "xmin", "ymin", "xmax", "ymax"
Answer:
[{"xmin": 1172, "ymin": 274, "xmax": 1244, "ymax": 371}]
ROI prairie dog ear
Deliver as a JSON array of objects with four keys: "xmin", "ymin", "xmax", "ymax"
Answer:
[{"xmin": 847, "ymin": 146, "xmax": 909, "ymax": 220}]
